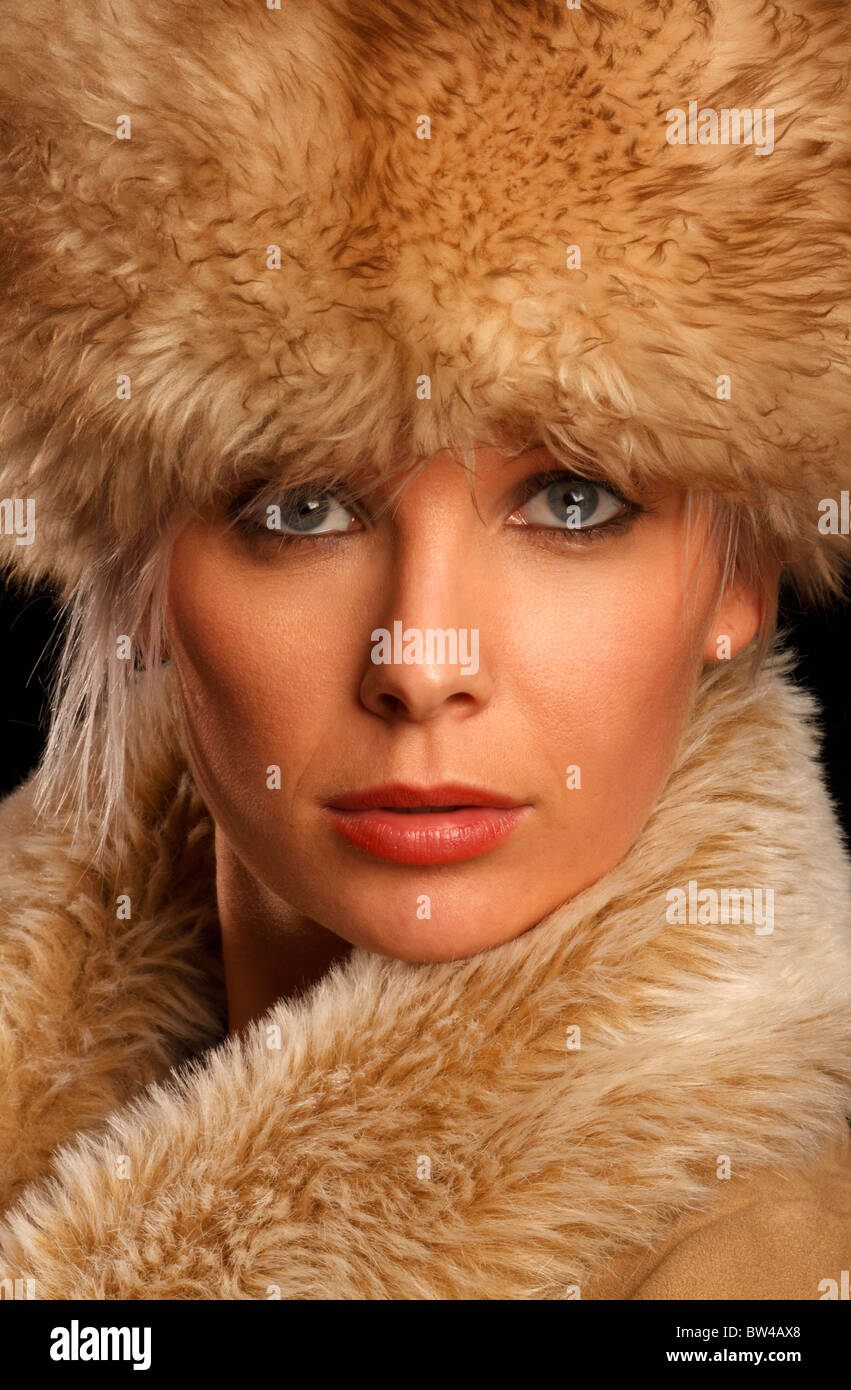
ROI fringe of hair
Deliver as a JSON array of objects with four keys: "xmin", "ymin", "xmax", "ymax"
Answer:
[{"xmin": 31, "ymin": 526, "xmax": 178, "ymax": 868}]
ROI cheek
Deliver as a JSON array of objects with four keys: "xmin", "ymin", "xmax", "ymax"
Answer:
[
  {"xmin": 166, "ymin": 534, "xmax": 353, "ymax": 814},
  {"xmin": 509, "ymin": 548, "xmax": 709, "ymax": 848}
]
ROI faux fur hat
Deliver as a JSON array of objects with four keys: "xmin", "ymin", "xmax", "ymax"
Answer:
[{"xmin": 1, "ymin": 0, "xmax": 850, "ymax": 603}]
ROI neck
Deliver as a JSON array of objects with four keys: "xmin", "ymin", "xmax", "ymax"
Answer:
[{"xmin": 214, "ymin": 827, "xmax": 352, "ymax": 1036}]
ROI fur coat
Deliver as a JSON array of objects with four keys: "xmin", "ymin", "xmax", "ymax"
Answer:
[{"xmin": 0, "ymin": 644, "xmax": 850, "ymax": 1300}]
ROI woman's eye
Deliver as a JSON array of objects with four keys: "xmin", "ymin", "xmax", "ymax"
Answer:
[
  {"xmin": 512, "ymin": 477, "xmax": 628, "ymax": 531},
  {"xmin": 232, "ymin": 488, "xmax": 358, "ymax": 537}
]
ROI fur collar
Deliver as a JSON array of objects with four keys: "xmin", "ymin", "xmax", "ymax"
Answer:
[{"xmin": 1, "ymin": 646, "xmax": 850, "ymax": 1297}]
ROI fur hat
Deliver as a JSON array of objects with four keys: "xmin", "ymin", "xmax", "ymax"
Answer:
[{"xmin": 1, "ymin": 0, "xmax": 850, "ymax": 601}]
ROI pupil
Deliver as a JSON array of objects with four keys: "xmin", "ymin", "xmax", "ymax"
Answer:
[
  {"xmin": 547, "ymin": 481, "xmax": 598, "ymax": 527},
  {"xmin": 282, "ymin": 493, "xmax": 332, "ymax": 532}
]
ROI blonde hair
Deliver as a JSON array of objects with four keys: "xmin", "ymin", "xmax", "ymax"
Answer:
[
  {"xmin": 33, "ymin": 523, "xmax": 178, "ymax": 865},
  {"xmin": 31, "ymin": 487, "xmax": 788, "ymax": 867}
]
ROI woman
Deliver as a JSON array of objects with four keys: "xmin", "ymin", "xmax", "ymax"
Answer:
[{"xmin": 0, "ymin": 0, "xmax": 849, "ymax": 1299}]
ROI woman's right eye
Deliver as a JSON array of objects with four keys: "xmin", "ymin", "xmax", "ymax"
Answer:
[{"xmin": 229, "ymin": 486, "xmax": 360, "ymax": 538}]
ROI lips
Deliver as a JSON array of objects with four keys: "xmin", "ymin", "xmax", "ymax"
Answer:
[{"xmin": 324, "ymin": 782, "xmax": 530, "ymax": 864}]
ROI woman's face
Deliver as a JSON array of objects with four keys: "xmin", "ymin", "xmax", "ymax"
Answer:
[{"xmin": 166, "ymin": 447, "xmax": 760, "ymax": 960}]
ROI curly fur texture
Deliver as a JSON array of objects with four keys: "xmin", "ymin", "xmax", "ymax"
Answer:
[
  {"xmin": 0, "ymin": 646, "xmax": 849, "ymax": 1298},
  {"xmin": 0, "ymin": 0, "xmax": 850, "ymax": 598}
]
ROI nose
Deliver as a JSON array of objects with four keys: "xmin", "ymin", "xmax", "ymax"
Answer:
[
  {"xmin": 360, "ymin": 625, "xmax": 488, "ymax": 721},
  {"xmin": 358, "ymin": 481, "xmax": 494, "ymax": 723}
]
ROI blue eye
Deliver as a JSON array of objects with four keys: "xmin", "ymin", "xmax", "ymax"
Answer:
[
  {"xmin": 266, "ymin": 492, "xmax": 356, "ymax": 535},
  {"xmin": 517, "ymin": 478, "xmax": 628, "ymax": 530},
  {"xmin": 232, "ymin": 486, "xmax": 358, "ymax": 537}
]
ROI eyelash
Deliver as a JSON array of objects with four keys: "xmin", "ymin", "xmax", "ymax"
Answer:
[
  {"xmin": 225, "ymin": 472, "xmax": 645, "ymax": 550},
  {"xmin": 510, "ymin": 469, "xmax": 644, "ymax": 547},
  {"xmin": 226, "ymin": 482, "xmax": 363, "ymax": 547}
]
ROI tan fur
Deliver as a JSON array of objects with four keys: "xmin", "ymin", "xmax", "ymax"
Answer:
[
  {"xmin": 0, "ymin": 645, "xmax": 849, "ymax": 1298},
  {"xmin": 0, "ymin": 0, "xmax": 850, "ymax": 598}
]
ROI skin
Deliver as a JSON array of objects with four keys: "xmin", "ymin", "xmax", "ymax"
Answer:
[{"xmin": 165, "ymin": 446, "xmax": 766, "ymax": 1035}]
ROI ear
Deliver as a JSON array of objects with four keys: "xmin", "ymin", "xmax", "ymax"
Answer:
[{"xmin": 702, "ymin": 580, "xmax": 764, "ymax": 663}]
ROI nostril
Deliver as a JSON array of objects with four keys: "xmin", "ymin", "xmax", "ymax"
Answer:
[{"xmin": 377, "ymin": 692, "xmax": 407, "ymax": 717}]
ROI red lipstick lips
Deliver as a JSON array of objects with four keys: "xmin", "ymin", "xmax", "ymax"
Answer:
[{"xmin": 324, "ymin": 782, "xmax": 530, "ymax": 864}]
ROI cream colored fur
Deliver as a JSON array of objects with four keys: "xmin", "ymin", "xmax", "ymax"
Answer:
[{"xmin": 0, "ymin": 644, "xmax": 849, "ymax": 1297}]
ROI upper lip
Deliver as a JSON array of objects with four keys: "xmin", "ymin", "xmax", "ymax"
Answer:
[{"xmin": 326, "ymin": 782, "xmax": 525, "ymax": 811}]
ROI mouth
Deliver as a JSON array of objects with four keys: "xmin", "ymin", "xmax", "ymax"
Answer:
[{"xmin": 324, "ymin": 782, "xmax": 531, "ymax": 865}]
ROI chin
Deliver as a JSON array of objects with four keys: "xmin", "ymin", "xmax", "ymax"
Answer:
[{"xmin": 316, "ymin": 887, "xmax": 538, "ymax": 962}]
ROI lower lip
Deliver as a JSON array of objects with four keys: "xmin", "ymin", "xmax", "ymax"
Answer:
[{"xmin": 324, "ymin": 805, "xmax": 530, "ymax": 864}]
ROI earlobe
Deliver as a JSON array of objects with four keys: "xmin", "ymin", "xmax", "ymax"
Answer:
[{"xmin": 702, "ymin": 583, "xmax": 763, "ymax": 663}]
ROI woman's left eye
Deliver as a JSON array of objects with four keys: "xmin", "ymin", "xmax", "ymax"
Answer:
[{"xmin": 510, "ymin": 476, "xmax": 630, "ymax": 532}]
